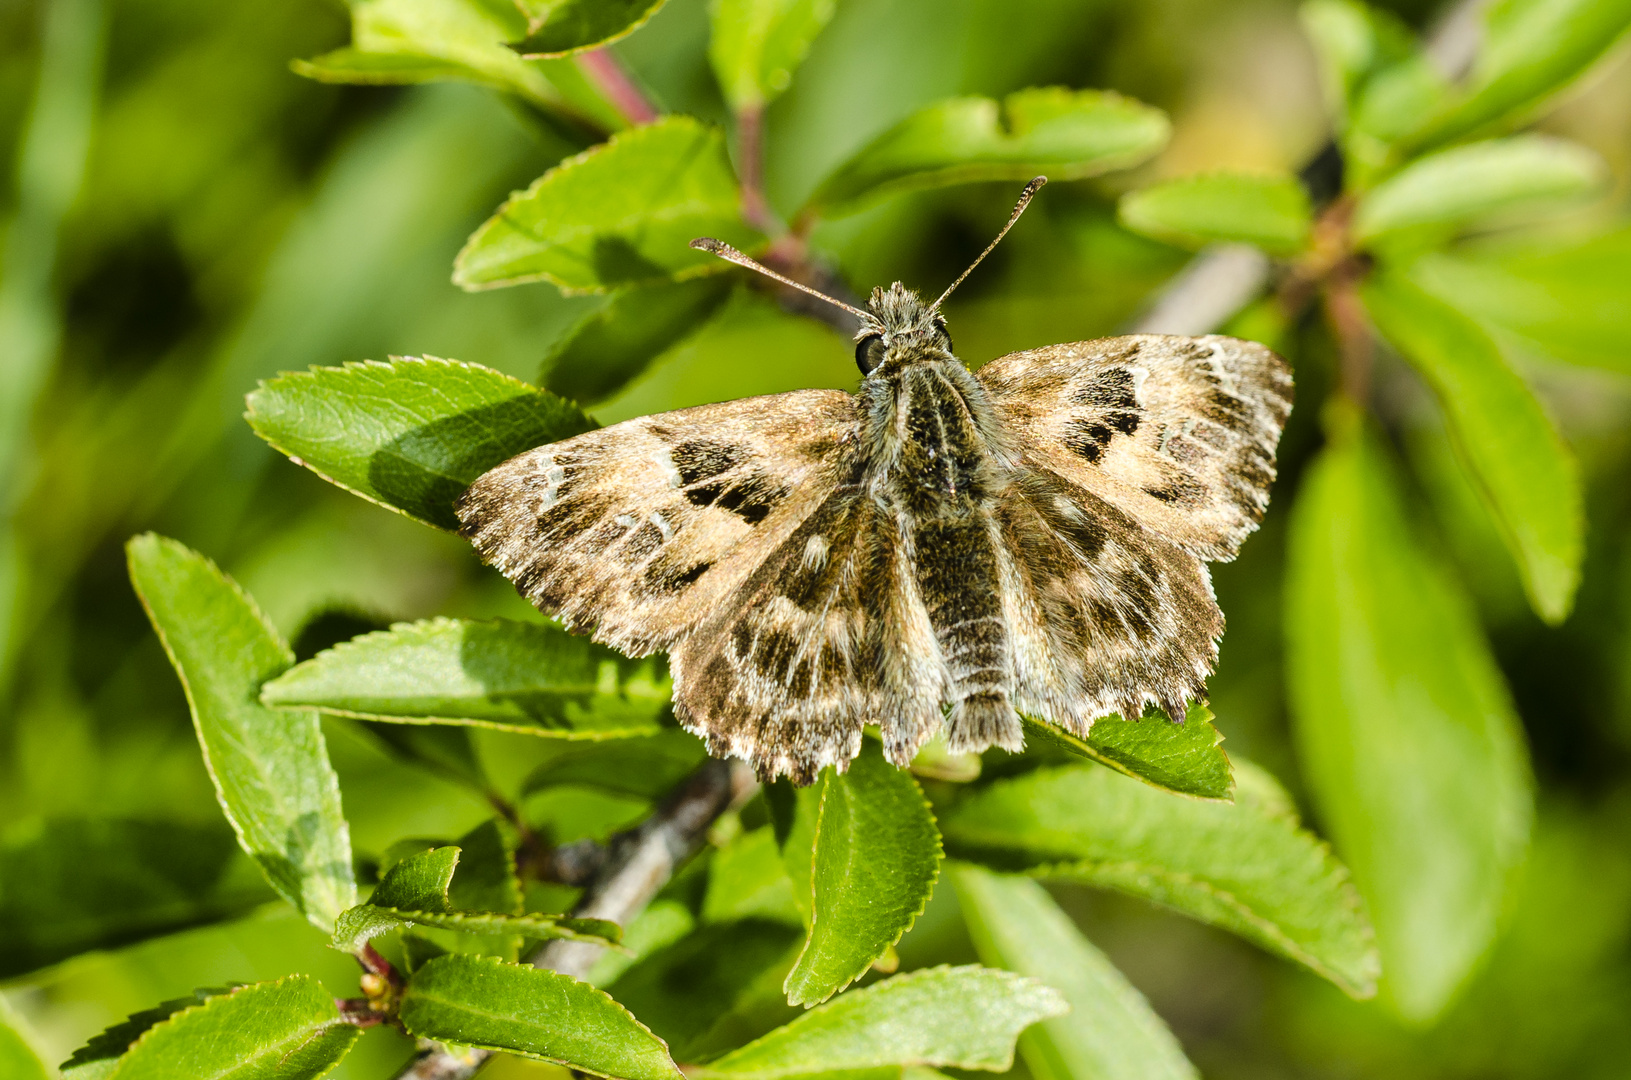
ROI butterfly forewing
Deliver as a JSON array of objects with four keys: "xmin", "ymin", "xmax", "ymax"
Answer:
[
  {"xmin": 977, "ymin": 334, "xmax": 1293, "ymax": 562},
  {"xmin": 456, "ymin": 391, "xmax": 857, "ymax": 658}
]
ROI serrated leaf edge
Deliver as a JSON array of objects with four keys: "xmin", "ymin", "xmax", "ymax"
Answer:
[
  {"xmin": 1031, "ymin": 843, "xmax": 1379, "ymax": 998},
  {"xmin": 511, "ymin": 0, "xmax": 671, "ymax": 58},
  {"xmin": 243, "ymin": 356, "xmax": 590, "ymax": 532},
  {"xmin": 783, "ymin": 766, "xmax": 945, "ymax": 1007},
  {"xmin": 710, "ymin": 965, "xmax": 1069, "ymax": 1077},
  {"xmin": 401, "ymin": 954, "xmax": 683, "ymax": 1080},
  {"xmin": 451, "ymin": 116, "xmax": 750, "ymax": 295},
  {"xmin": 125, "ymin": 534, "xmax": 354, "ymax": 932},
  {"xmin": 105, "ymin": 976, "xmax": 357, "ymax": 1079}
]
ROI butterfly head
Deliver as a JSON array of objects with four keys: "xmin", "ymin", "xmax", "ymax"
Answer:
[
  {"xmin": 689, "ymin": 176, "xmax": 1045, "ymax": 379},
  {"xmin": 853, "ymin": 284, "xmax": 952, "ymax": 376}
]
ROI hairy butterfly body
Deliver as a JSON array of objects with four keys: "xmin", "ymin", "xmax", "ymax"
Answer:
[{"xmin": 457, "ymin": 179, "xmax": 1292, "ymax": 784}]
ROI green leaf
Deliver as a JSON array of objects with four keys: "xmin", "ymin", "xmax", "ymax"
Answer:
[
  {"xmin": 0, "ymin": 1000, "xmax": 52, "ymax": 1080},
  {"xmin": 335, "ymin": 843, "xmax": 618, "ymax": 952},
  {"xmin": 607, "ymin": 920, "xmax": 805, "ymax": 1062},
  {"xmin": 293, "ymin": 0, "xmax": 625, "ymax": 133},
  {"xmin": 1021, "ymin": 701, "xmax": 1233, "ymax": 801},
  {"xmin": 523, "ymin": 728, "xmax": 708, "ymax": 799},
  {"xmin": 1118, "ymin": 172, "xmax": 1311, "ymax": 255},
  {"xmin": 511, "ymin": 0, "xmax": 670, "ymax": 57},
  {"xmin": 77, "ymin": 978, "xmax": 360, "ymax": 1080},
  {"xmin": 246, "ymin": 356, "xmax": 593, "ymax": 531},
  {"xmin": 1353, "ymin": 136, "xmax": 1606, "ymax": 245},
  {"xmin": 399, "ymin": 954, "xmax": 684, "ymax": 1080},
  {"xmin": 703, "ymin": 826, "xmax": 804, "ymax": 926},
  {"xmin": 374, "ymin": 846, "xmax": 461, "ymax": 911},
  {"xmin": 710, "ymin": 0, "xmax": 838, "ymax": 110},
  {"xmin": 261, "ymin": 617, "xmax": 670, "ymax": 738},
  {"xmin": 126, "ymin": 535, "xmax": 356, "ymax": 932},
  {"xmin": 1298, "ymin": 0, "xmax": 1415, "ymax": 128},
  {"xmin": 0, "ymin": 818, "xmax": 272, "ymax": 979},
  {"xmin": 1405, "ymin": 225, "xmax": 1631, "ymax": 374},
  {"xmin": 809, "ymin": 88, "xmax": 1169, "ymax": 214},
  {"xmin": 543, "ymin": 276, "xmax": 735, "ymax": 406},
  {"xmin": 1404, "ymin": 0, "xmax": 1631, "ymax": 149},
  {"xmin": 695, "ymin": 966, "xmax": 1067, "ymax": 1078},
  {"xmin": 1345, "ymin": 56, "xmax": 1450, "ymax": 188},
  {"xmin": 455, "ymin": 116, "xmax": 762, "ymax": 294},
  {"xmin": 783, "ymin": 741, "xmax": 943, "ymax": 1006},
  {"xmin": 937, "ymin": 761, "xmax": 1379, "ymax": 998},
  {"xmin": 336, "ymin": 906, "xmax": 621, "ymax": 954},
  {"xmin": 449, "ymin": 819, "xmax": 525, "ymax": 916},
  {"xmin": 1362, "ymin": 270, "xmax": 1582, "ymax": 622},
  {"xmin": 953, "ymin": 865, "xmax": 1198, "ymax": 1080},
  {"xmin": 1285, "ymin": 412, "xmax": 1533, "ymax": 1020},
  {"xmin": 62, "ymin": 989, "xmax": 227, "ymax": 1079}
]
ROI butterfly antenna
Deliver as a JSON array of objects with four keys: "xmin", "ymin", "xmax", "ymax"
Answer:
[
  {"xmin": 931, "ymin": 176, "xmax": 1047, "ymax": 311},
  {"xmin": 689, "ymin": 238, "xmax": 870, "ymax": 320}
]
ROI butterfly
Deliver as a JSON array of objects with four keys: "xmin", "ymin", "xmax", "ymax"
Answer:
[{"xmin": 458, "ymin": 177, "xmax": 1293, "ymax": 785}]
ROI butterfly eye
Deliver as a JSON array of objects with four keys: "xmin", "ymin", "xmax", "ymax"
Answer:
[
  {"xmin": 855, "ymin": 334, "xmax": 887, "ymax": 375},
  {"xmin": 933, "ymin": 317, "xmax": 954, "ymax": 353}
]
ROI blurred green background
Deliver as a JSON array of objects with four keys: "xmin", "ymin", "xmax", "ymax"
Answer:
[{"xmin": 3, "ymin": 0, "xmax": 1630, "ymax": 1076}]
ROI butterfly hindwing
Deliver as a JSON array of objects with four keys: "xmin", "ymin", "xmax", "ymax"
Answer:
[
  {"xmin": 670, "ymin": 486, "xmax": 889, "ymax": 783},
  {"xmin": 978, "ymin": 334, "xmax": 1293, "ymax": 561},
  {"xmin": 457, "ymin": 391, "xmax": 857, "ymax": 657},
  {"xmin": 993, "ymin": 470, "xmax": 1222, "ymax": 731}
]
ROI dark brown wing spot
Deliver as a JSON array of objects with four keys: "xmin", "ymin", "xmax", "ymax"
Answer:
[
  {"xmin": 1064, "ymin": 421, "xmax": 1113, "ymax": 463},
  {"xmin": 641, "ymin": 558, "xmax": 711, "ymax": 596},
  {"xmin": 672, "ymin": 440, "xmax": 741, "ymax": 485},
  {"xmin": 715, "ymin": 474, "xmax": 785, "ymax": 525}
]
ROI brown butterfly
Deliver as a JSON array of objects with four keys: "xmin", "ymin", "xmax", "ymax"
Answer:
[{"xmin": 458, "ymin": 178, "xmax": 1293, "ymax": 784}]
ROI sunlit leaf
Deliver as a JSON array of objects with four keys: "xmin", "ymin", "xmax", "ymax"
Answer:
[
  {"xmin": 1285, "ymin": 410, "xmax": 1533, "ymax": 1020},
  {"xmin": 399, "ymin": 954, "xmax": 684, "ymax": 1080},
  {"xmin": 1353, "ymin": 136, "xmax": 1606, "ymax": 245},
  {"xmin": 294, "ymin": 0, "xmax": 625, "ymax": 133},
  {"xmin": 1299, "ymin": 0, "xmax": 1415, "ymax": 128},
  {"xmin": 511, "ymin": 0, "xmax": 670, "ymax": 57},
  {"xmin": 938, "ymin": 761, "xmax": 1379, "ymax": 997},
  {"xmin": 66, "ymin": 978, "xmax": 361, "ymax": 1080},
  {"xmin": 809, "ymin": 88, "xmax": 1169, "ymax": 214},
  {"xmin": 1021, "ymin": 701, "xmax": 1233, "ymax": 801},
  {"xmin": 1118, "ymin": 172, "xmax": 1311, "ymax": 255},
  {"xmin": 1404, "ymin": 0, "xmax": 1631, "ymax": 149},
  {"xmin": 1406, "ymin": 225, "xmax": 1631, "ymax": 374},
  {"xmin": 543, "ymin": 277, "xmax": 735, "ymax": 406},
  {"xmin": 954, "ymin": 865, "xmax": 1198, "ymax": 1080},
  {"xmin": 0, "ymin": 1002, "xmax": 52, "ymax": 1080},
  {"xmin": 246, "ymin": 356, "xmax": 592, "ymax": 531},
  {"xmin": 710, "ymin": 0, "xmax": 837, "ymax": 110},
  {"xmin": 0, "ymin": 818, "xmax": 272, "ymax": 979},
  {"xmin": 1363, "ymin": 270, "xmax": 1582, "ymax": 622},
  {"xmin": 455, "ymin": 117, "xmax": 763, "ymax": 293},
  {"xmin": 783, "ymin": 742, "xmax": 943, "ymax": 1006},
  {"xmin": 694, "ymin": 966, "xmax": 1067, "ymax": 1078},
  {"xmin": 126, "ymin": 535, "xmax": 356, "ymax": 933},
  {"xmin": 262, "ymin": 617, "xmax": 670, "ymax": 738}
]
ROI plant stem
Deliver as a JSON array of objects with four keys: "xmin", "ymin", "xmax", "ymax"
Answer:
[
  {"xmin": 736, "ymin": 105, "xmax": 777, "ymax": 234},
  {"xmin": 575, "ymin": 48, "xmax": 659, "ymax": 127},
  {"xmin": 392, "ymin": 759, "xmax": 751, "ymax": 1079}
]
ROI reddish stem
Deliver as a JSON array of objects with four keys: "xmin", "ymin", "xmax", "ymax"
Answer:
[
  {"xmin": 736, "ymin": 105, "xmax": 776, "ymax": 234},
  {"xmin": 574, "ymin": 49, "xmax": 658, "ymax": 126}
]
